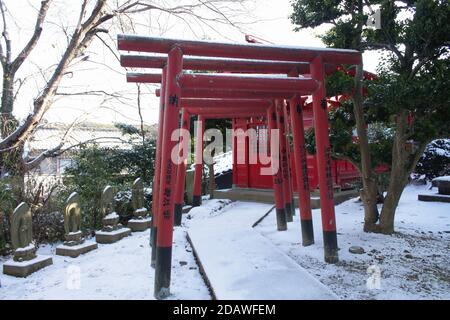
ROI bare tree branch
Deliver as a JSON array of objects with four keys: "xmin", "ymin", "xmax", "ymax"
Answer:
[
  {"xmin": 0, "ymin": 0, "xmax": 254, "ymax": 167},
  {"xmin": 10, "ymin": 0, "xmax": 52, "ymax": 74},
  {"xmin": 0, "ymin": 0, "xmax": 12, "ymax": 65}
]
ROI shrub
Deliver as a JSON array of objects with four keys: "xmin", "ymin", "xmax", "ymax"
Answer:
[{"xmin": 415, "ymin": 139, "xmax": 450, "ymax": 180}]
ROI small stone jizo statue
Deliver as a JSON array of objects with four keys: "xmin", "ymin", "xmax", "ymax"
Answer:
[
  {"xmin": 63, "ymin": 192, "xmax": 84, "ymax": 246},
  {"xmin": 11, "ymin": 202, "xmax": 36, "ymax": 262},
  {"xmin": 132, "ymin": 178, "xmax": 148, "ymax": 219},
  {"xmin": 101, "ymin": 185, "xmax": 121, "ymax": 232}
]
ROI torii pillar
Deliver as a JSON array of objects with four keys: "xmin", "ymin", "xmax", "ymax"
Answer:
[{"xmin": 311, "ymin": 56, "xmax": 338, "ymax": 263}]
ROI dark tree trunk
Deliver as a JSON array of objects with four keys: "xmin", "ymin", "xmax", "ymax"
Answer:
[
  {"xmin": 352, "ymin": 64, "xmax": 380, "ymax": 231},
  {"xmin": 375, "ymin": 111, "xmax": 427, "ymax": 234}
]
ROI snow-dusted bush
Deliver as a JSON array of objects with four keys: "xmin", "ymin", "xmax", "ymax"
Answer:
[
  {"xmin": 114, "ymin": 188, "xmax": 152, "ymax": 223},
  {"xmin": 32, "ymin": 210, "xmax": 64, "ymax": 245},
  {"xmin": 415, "ymin": 139, "xmax": 450, "ymax": 180}
]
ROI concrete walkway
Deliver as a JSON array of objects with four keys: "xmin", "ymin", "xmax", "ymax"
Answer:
[{"xmin": 187, "ymin": 201, "xmax": 338, "ymax": 300}]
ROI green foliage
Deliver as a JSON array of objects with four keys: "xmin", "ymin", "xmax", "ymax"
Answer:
[
  {"xmin": 62, "ymin": 146, "xmax": 118, "ymax": 232},
  {"xmin": 304, "ymin": 104, "xmax": 393, "ymax": 168},
  {"xmin": 0, "ymin": 180, "xmax": 15, "ymax": 254},
  {"xmin": 365, "ymin": 58, "xmax": 450, "ymax": 144},
  {"xmin": 62, "ymin": 126, "xmax": 156, "ymax": 232},
  {"xmin": 291, "ymin": 0, "xmax": 450, "ymax": 167}
]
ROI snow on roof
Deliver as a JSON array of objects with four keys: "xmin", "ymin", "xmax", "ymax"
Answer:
[
  {"xmin": 189, "ymin": 151, "xmax": 232, "ymax": 176},
  {"xmin": 433, "ymin": 176, "xmax": 450, "ymax": 182},
  {"xmin": 213, "ymin": 151, "xmax": 232, "ymax": 176},
  {"xmin": 27, "ymin": 124, "xmax": 145, "ymax": 152},
  {"xmin": 119, "ymin": 34, "xmax": 360, "ymax": 54}
]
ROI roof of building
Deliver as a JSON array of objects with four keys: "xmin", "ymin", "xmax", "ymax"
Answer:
[{"xmin": 27, "ymin": 122, "xmax": 157, "ymax": 152}]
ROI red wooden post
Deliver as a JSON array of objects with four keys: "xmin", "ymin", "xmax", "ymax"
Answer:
[
  {"xmin": 282, "ymin": 101, "xmax": 295, "ymax": 219},
  {"xmin": 154, "ymin": 47, "xmax": 183, "ymax": 299},
  {"xmin": 151, "ymin": 66, "xmax": 167, "ymax": 267},
  {"xmin": 289, "ymin": 94, "xmax": 315, "ymax": 246},
  {"xmin": 276, "ymin": 100, "xmax": 292, "ymax": 223},
  {"xmin": 267, "ymin": 104, "xmax": 288, "ymax": 231},
  {"xmin": 310, "ymin": 56, "xmax": 338, "ymax": 263},
  {"xmin": 192, "ymin": 115, "xmax": 205, "ymax": 207},
  {"xmin": 232, "ymin": 119, "xmax": 237, "ymax": 187},
  {"xmin": 174, "ymin": 109, "xmax": 191, "ymax": 227}
]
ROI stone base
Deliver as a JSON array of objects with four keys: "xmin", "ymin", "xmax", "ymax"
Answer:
[
  {"xmin": 128, "ymin": 218, "xmax": 152, "ymax": 232},
  {"xmin": 3, "ymin": 255, "xmax": 53, "ymax": 278},
  {"xmin": 95, "ymin": 228, "xmax": 131, "ymax": 244},
  {"xmin": 182, "ymin": 205, "xmax": 193, "ymax": 214},
  {"xmin": 56, "ymin": 241, "xmax": 98, "ymax": 258},
  {"xmin": 418, "ymin": 193, "xmax": 450, "ymax": 203},
  {"xmin": 213, "ymin": 187, "xmax": 359, "ymax": 209}
]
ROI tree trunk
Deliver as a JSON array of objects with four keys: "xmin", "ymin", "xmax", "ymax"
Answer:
[
  {"xmin": 1, "ymin": 72, "xmax": 16, "ymax": 138},
  {"xmin": 377, "ymin": 111, "xmax": 427, "ymax": 234},
  {"xmin": 352, "ymin": 64, "xmax": 380, "ymax": 231},
  {"xmin": 0, "ymin": 70, "xmax": 25, "ymax": 199}
]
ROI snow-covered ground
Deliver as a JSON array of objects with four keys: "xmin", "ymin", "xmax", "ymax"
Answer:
[
  {"xmin": 0, "ymin": 228, "xmax": 210, "ymax": 300},
  {"xmin": 1, "ymin": 184, "xmax": 448, "ymax": 300},
  {"xmin": 256, "ymin": 184, "xmax": 450, "ymax": 300},
  {"xmin": 187, "ymin": 201, "xmax": 337, "ymax": 300}
]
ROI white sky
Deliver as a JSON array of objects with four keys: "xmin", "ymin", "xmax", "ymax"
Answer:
[{"xmin": 3, "ymin": 0, "xmax": 381, "ymax": 126}]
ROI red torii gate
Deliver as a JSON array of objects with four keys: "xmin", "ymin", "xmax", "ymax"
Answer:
[{"xmin": 118, "ymin": 35, "xmax": 362, "ymax": 299}]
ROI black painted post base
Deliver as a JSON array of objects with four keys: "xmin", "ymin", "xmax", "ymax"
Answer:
[
  {"xmin": 192, "ymin": 195, "xmax": 202, "ymax": 207},
  {"xmin": 300, "ymin": 219, "xmax": 315, "ymax": 246},
  {"xmin": 323, "ymin": 230, "xmax": 339, "ymax": 263},
  {"xmin": 291, "ymin": 198, "xmax": 296, "ymax": 216},
  {"xmin": 276, "ymin": 208, "xmax": 288, "ymax": 231},
  {"xmin": 174, "ymin": 203, "xmax": 183, "ymax": 227},
  {"xmin": 285, "ymin": 203, "xmax": 293, "ymax": 222},
  {"xmin": 149, "ymin": 226, "xmax": 154, "ymax": 247},
  {"xmin": 154, "ymin": 246, "xmax": 172, "ymax": 300},
  {"xmin": 150, "ymin": 227, "xmax": 157, "ymax": 268}
]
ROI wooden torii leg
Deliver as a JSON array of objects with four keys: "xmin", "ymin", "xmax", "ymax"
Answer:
[
  {"xmin": 267, "ymin": 104, "xmax": 288, "ymax": 231},
  {"xmin": 173, "ymin": 110, "xmax": 191, "ymax": 226},
  {"xmin": 310, "ymin": 56, "xmax": 339, "ymax": 263},
  {"xmin": 192, "ymin": 115, "xmax": 205, "ymax": 207},
  {"xmin": 289, "ymin": 94, "xmax": 315, "ymax": 246},
  {"xmin": 151, "ymin": 66, "xmax": 167, "ymax": 267},
  {"xmin": 276, "ymin": 100, "xmax": 293, "ymax": 223},
  {"xmin": 282, "ymin": 101, "xmax": 296, "ymax": 219},
  {"xmin": 154, "ymin": 47, "xmax": 183, "ymax": 299}
]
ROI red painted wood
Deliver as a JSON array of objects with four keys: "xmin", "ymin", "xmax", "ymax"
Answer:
[
  {"xmin": 182, "ymin": 99, "xmax": 272, "ymax": 109},
  {"xmin": 121, "ymin": 54, "xmax": 340, "ymax": 75},
  {"xmin": 193, "ymin": 116, "xmax": 205, "ymax": 200},
  {"xmin": 177, "ymin": 73, "xmax": 318, "ymax": 94},
  {"xmin": 310, "ymin": 56, "xmax": 337, "ymax": 233},
  {"xmin": 175, "ymin": 110, "xmax": 191, "ymax": 205},
  {"xmin": 118, "ymin": 35, "xmax": 362, "ymax": 65},
  {"xmin": 156, "ymin": 47, "xmax": 183, "ymax": 248}
]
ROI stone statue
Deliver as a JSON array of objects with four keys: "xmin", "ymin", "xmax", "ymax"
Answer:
[
  {"xmin": 56, "ymin": 192, "xmax": 98, "ymax": 258},
  {"xmin": 63, "ymin": 192, "xmax": 84, "ymax": 246},
  {"xmin": 132, "ymin": 178, "xmax": 148, "ymax": 219},
  {"xmin": 101, "ymin": 186, "xmax": 115, "ymax": 218},
  {"xmin": 4, "ymin": 202, "xmax": 53, "ymax": 276},
  {"xmin": 10, "ymin": 202, "xmax": 36, "ymax": 262},
  {"xmin": 95, "ymin": 185, "xmax": 131, "ymax": 244},
  {"xmin": 100, "ymin": 185, "xmax": 120, "ymax": 232}
]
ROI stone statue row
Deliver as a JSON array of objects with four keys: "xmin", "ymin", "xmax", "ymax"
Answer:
[{"xmin": 3, "ymin": 178, "xmax": 151, "ymax": 278}]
